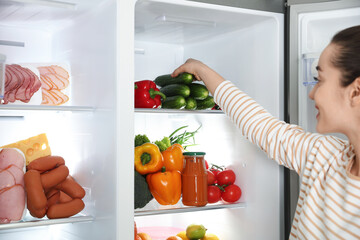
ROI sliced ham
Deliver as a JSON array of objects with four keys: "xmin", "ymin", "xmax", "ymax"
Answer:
[
  {"xmin": 0, "ymin": 148, "xmax": 25, "ymax": 170},
  {"xmin": 42, "ymin": 89, "xmax": 69, "ymax": 106},
  {"xmin": 0, "ymin": 170, "xmax": 15, "ymax": 190},
  {"xmin": 0, "ymin": 185, "xmax": 26, "ymax": 222},
  {"xmin": 38, "ymin": 65, "xmax": 69, "ymax": 90},
  {"xmin": 6, "ymin": 165, "xmax": 24, "ymax": 187}
]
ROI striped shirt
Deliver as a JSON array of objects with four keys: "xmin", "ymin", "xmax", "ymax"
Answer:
[{"xmin": 214, "ymin": 81, "xmax": 360, "ymax": 239}]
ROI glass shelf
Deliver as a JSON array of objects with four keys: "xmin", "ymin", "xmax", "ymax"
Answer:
[
  {"xmin": 0, "ymin": 105, "xmax": 95, "ymax": 112},
  {"xmin": 135, "ymin": 202, "xmax": 246, "ymax": 217},
  {"xmin": 135, "ymin": 108, "xmax": 223, "ymax": 114},
  {"xmin": 0, "ymin": 215, "xmax": 94, "ymax": 231}
]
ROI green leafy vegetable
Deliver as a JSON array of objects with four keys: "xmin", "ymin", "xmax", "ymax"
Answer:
[
  {"xmin": 154, "ymin": 136, "xmax": 171, "ymax": 152},
  {"xmin": 169, "ymin": 125, "xmax": 201, "ymax": 149},
  {"xmin": 134, "ymin": 134, "xmax": 150, "ymax": 147}
]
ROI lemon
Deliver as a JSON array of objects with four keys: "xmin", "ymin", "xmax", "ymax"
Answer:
[
  {"xmin": 201, "ymin": 233, "xmax": 220, "ymax": 240},
  {"xmin": 176, "ymin": 231, "xmax": 190, "ymax": 240},
  {"xmin": 186, "ymin": 224, "xmax": 207, "ymax": 239}
]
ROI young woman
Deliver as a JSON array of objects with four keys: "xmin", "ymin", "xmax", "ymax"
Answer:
[{"xmin": 171, "ymin": 25, "xmax": 360, "ymax": 239}]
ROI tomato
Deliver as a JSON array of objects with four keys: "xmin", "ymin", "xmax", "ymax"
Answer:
[
  {"xmin": 205, "ymin": 160, "xmax": 209, "ymax": 169},
  {"xmin": 210, "ymin": 168, "xmax": 221, "ymax": 177},
  {"xmin": 216, "ymin": 169, "xmax": 236, "ymax": 186},
  {"xmin": 221, "ymin": 184, "xmax": 241, "ymax": 203},
  {"xmin": 207, "ymin": 185, "xmax": 221, "ymax": 203},
  {"xmin": 207, "ymin": 170, "xmax": 216, "ymax": 185}
]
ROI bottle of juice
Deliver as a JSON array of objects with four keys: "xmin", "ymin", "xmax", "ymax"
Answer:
[{"xmin": 182, "ymin": 152, "xmax": 207, "ymax": 207}]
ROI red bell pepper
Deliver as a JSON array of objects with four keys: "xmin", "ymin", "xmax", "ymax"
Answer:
[{"xmin": 134, "ymin": 80, "xmax": 166, "ymax": 108}]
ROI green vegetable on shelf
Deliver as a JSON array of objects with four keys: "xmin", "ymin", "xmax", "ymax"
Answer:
[
  {"xmin": 154, "ymin": 72, "xmax": 194, "ymax": 87},
  {"xmin": 134, "ymin": 170, "xmax": 153, "ymax": 209},
  {"xmin": 134, "ymin": 134, "xmax": 150, "ymax": 147},
  {"xmin": 154, "ymin": 136, "xmax": 171, "ymax": 152}
]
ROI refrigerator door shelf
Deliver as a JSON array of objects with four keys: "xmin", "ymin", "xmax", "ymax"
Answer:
[
  {"xmin": 135, "ymin": 201, "xmax": 246, "ymax": 217},
  {"xmin": 135, "ymin": 108, "xmax": 223, "ymax": 114}
]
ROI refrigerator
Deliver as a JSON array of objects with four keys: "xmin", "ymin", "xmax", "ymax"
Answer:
[{"xmin": 0, "ymin": 0, "xmax": 359, "ymax": 239}]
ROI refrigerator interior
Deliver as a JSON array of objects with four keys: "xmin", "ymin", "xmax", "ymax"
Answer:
[
  {"xmin": 134, "ymin": 0, "xmax": 284, "ymax": 239},
  {"xmin": 298, "ymin": 6, "xmax": 360, "ymax": 137},
  {"xmin": 0, "ymin": 0, "xmax": 119, "ymax": 239}
]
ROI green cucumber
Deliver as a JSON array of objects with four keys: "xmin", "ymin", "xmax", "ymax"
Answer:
[
  {"xmin": 196, "ymin": 96, "xmax": 215, "ymax": 110},
  {"xmin": 189, "ymin": 83, "xmax": 209, "ymax": 100},
  {"xmin": 185, "ymin": 97, "xmax": 197, "ymax": 110},
  {"xmin": 160, "ymin": 84, "xmax": 190, "ymax": 98},
  {"xmin": 161, "ymin": 96, "xmax": 186, "ymax": 109},
  {"xmin": 154, "ymin": 73, "xmax": 194, "ymax": 87}
]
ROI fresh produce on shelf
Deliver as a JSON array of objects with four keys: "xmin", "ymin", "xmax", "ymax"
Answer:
[
  {"xmin": 146, "ymin": 168, "xmax": 181, "ymax": 205},
  {"xmin": 1, "ymin": 133, "xmax": 51, "ymax": 166},
  {"xmin": 195, "ymin": 96, "xmax": 215, "ymax": 110},
  {"xmin": 162, "ymin": 143, "xmax": 184, "ymax": 172},
  {"xmin": 134, "ymin": 80, "xmax": 166, "ymax": 108},
  {"xmin": 206, "ymin": 164, "xmax": 242, "ymax": 204},
  {"xmin": 154, "ymin": 136, "xmax": 171, "ymax": 152},
  {"xmin": 154, "ymin": 73, "xmax": 194, "ymax": 87},
  {"xmin": 137, "ymin": 232, "xmax": 152, "ymax": 240},
  {"xmin": 160, "ymin": 84, "xmax": 191, "ymax": 98},
  {"xmin": 221, "ymin": 184, "xmax": 242, "ymax": 203},
  {"xmin": 188, "ymin": 83, "xmax": 209, "ymax": 100},
  {"xmin": 185, "ymin": 97, "xmax": 197, "ymax": 110},
  {"xmin": 134, "ymin": 170, "xmax": 153, "ymax": 209},
  {"xmin": 167, "ymin": 236, "xmax": 183, "ymax": 240},
  {"xmin": 135, "ymin": 134, "xmax": 151, "ymax": 147},
  {"xmin": 169, "ymin": 125, "xmax": 201, "ymax": 149},
  {"xmin": 0, "ymin": 148, "xmax": 26, "ymax": 223},
  {"xmin": 186, "ymin": 224, "xmax": 207, "ymax": 239},
  {"xmin": 161, "ymin": 95, "xmax": 186, "ymax": 109},
  {"xmin": 134, "ymin": 143, "xmax": 164, "ymax": 175}
]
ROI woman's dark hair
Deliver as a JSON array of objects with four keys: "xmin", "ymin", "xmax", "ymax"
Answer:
[{"xmin": 330, "ymin": 25, "xmax": 360, "ymax": 87}]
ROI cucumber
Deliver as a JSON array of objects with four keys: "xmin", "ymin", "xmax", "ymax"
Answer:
[
  {"xmin": 185, "ymin": 97, "xmax": 197, "ymax": 110},
  {"xmin": 161, "ymin": 96, "xmax": 186, "ymax": 109},
  {"xmin": 196, "ymin": 96, "xmax": 215, "ymax": 110},
  {"xmin": 154, "ymin": 73, "xmax": 194, "ymax": 87},
  {"xmin": 189, "ymin": 83, "xmax": 209, "ymax": 100},
  {"xmin": 160, "ymin": 84, "xmax": 190, "ymax": 98}
]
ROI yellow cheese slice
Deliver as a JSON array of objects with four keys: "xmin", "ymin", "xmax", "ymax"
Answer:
[{"xmin": 1, "ymin": 133, "xmax": 51, "ymax": 165}]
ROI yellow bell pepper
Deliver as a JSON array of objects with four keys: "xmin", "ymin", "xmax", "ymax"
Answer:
[
  {"xmin": 134, "ymin": 143, "xmax": 163, "ymax": 175},
  {"xmin": 146, "ymin": 168, "xmax": 181, "ymax": 205},
  {"xmin": 162, "ymin": 143, "xmax": 184, "ymax": 172}
]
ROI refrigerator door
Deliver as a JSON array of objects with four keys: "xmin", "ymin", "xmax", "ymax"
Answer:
[{"xmin": 286, "ymin": 0, "xmax": 360, "ymax": 237}]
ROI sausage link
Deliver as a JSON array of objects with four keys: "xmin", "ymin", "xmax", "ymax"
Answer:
[
  {"xmin": 46, "ymin": 188, "xmax": 59, "ymax": 199},
  {"xmin": 27, "ymin": 156, "xmax": 65, "ymax": 173},
  {"xmin": 41, "ymin": 165, "xmax": 69, "ymax": 189},
  {"xmin": 55, "ymin": 176, "xmax": 85, "ymax": 199},
  {"xmin": 24, "ymin": 170, "xmax": 47, "ymax": 210},
  {"xmin": 47, "ymin": 191, "xmax": 60, "ymax": 208},
  {"xmin": 59, "ymin": 191, "xmax": 72, "ymax": 203},
  {"xmin": 47, "ymin": 199, "xmax": 85, "ymax": 219},
  {"xmin": 27, "ymin": 197, "xmax": 46, "ymax": 218}
]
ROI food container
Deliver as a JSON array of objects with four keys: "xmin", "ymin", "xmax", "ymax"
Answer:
[{"xmin": 181, "ymin": 152, "xmax": 208, "ymax": 207}]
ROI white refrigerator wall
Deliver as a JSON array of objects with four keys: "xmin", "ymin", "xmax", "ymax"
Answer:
[
  {"xmin": 134, "ymin": 1, "xmax": 284, "ymax": 239},
  {"xmin": 0, "ymin": 0, "xmax": 118, "ymax": 239}
]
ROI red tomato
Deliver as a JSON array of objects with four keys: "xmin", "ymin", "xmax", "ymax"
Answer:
[
  {"xmin": 210, "ymin": 169, "xmax": 221, "ymax": 177},
  {"xmin": 216, "ymin": 169, "xmax": 236, "ymax": 186},
  {"xmin": 221, "ymin": 184, "xmax": 241, "ymax": 203},
  {"xmin": 205, "ymin": 160, "xmax": 209, "ymax": 169},
  {"xmin": 207, "ymin": 170, "xmax": 216, "ymax": 185},
  {"xmin": 207, "ymin": 185, "xmax": 221, "ymax": 203}
]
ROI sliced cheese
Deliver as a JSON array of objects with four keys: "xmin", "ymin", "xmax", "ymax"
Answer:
[{"xmin": 1, "ymin": 133, "xmax": 51, "ymax": 165}]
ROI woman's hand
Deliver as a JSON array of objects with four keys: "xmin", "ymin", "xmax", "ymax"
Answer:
[
  {"xmin": 171, "ymin": 58, "xmax": 226, "ymax": 95},
  {"xmin": 171, "ymin": 58, "xmax": 206, "ymax": 81}
]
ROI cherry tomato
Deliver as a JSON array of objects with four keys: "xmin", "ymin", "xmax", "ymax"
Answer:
[
  {"xmin": 210, "ymin": 169, "xmax": 221, "ymax": 177},
  {"xmin": 205, "ymin": 160, "xmax": 209, "ymax": 169},
  {"xmin": 221, "ymin": 184, "xmax": 242, "ymax": 203},
  {"xmin": 207, "ymin": 170, "xmax": 216, "ymax": 185},
  {"xmin": 216, "ymin": 169, "xmax": 236, "ymax": 186},
  {"xmin": 207, "ymin": 185, "xmax": 221, "ymax": 203}
]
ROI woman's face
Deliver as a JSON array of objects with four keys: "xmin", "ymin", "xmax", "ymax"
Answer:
[{"xmin": 309, "ymin": 44, "xmax": 350, "ymax": 134}]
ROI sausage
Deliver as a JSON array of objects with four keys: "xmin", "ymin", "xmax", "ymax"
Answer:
[
  {"xmin": 47, "ymin": 191, "xmax": 60, "ymax": 208},
  {"xmin": 55, "ymin": 176, "xmax": 85, "ymax": 199},
  {"xmin": 27, "ymin": 156, "xmax": 65, "ymax": 173},
  {"xmin": 46, "ymin": 199, "xmax": 85, "ymax": 219},
  {"xmin": 27, "ymin": 197, "xmax": 46, "ymax": 218},
  {"xmin": 24, "ymin": 170, "xmax": 47, "ymax": 210},
  {"xmin": 41, "ymin": 165, "xmax": 69, "ymax": 189},
  {"xmin": 59, "ymin": 191, "xmax": 72, "ymax": 203},
  {"xmin": 46, "ymin": 188, "xmax": 59, "ymax": 199}
]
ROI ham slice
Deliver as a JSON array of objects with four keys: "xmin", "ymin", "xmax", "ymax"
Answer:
[
  {"xmin": 38, "ymin": 65, "xmax": 69, "ymax": 90},
  {"xmin": 41, "ymin": 89, "xmax": 69, "ymax": 106},
  {"xmin": 0, "ymin": 185, "xmax": 26, "ymax": 222},
  {"xmin": 0, "ymin": 148, "xmax": 25, "ymax": 223},
  {"xmin": 2, "ymin": 64, "xmax": 41, "ymax": 104}
]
